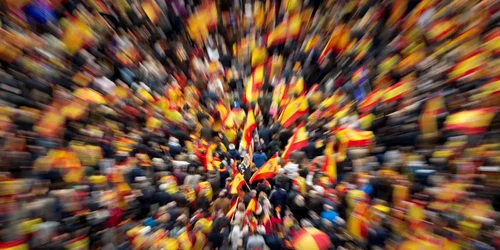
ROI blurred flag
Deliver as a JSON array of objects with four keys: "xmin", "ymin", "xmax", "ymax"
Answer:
[
  {"xmin": 0, "ymin": 238, "xmax": 28, "ymax": 250},
  {"xmin": 425, "ymin": 18, "xmax": 456, "ymax": 43},
  {"xmin": 358, "ymin": 89, "xmax": 385, "ymax": 113},
  {"xmin": 292, "ymin": 176, "xmax": 307, "ymax": 194},
  {"xmin": 382, "ymin": 77, "xmax": 414, "ymax": 103},
  {"xmin": 402, "ymin": 0, "xmax": 436, "ymax": 31},
  {"xmin": 353, "ymin": 36, "xmax": 373, "ymax": 62},
  {"xmin": 448, "ymin": 49, "xmax": 486, "ymax": 82},
  {"xmin": 267, "ymin": 13, "xmax": 301, "ymax": 47},
  {"xmin": 420, "ymin": 95, "xmax": 445, "ymax": 135},
  {"xmin": 251, "ymin": 46, "xmax": 267, "ymax": 68},
  {"xmin": 265, "ymin": 0, "xmax": 276, "ymax": 29},
  {"xmin": 206, "ymin": 143, "xmax": 219, "ymax": 171},
  {"xmin": 322, "ymin": 141, "xmax": 337, "ymax": 183},
  {"xmin": 61, "ymin": 100, "xmax": 87, "ymax": 120},
  {"xmin": 318, "ymin": 24, "xmax": 344, "ymax": 62},
  {"xmin": 65, "ymin": 236, "xmax": 89, "ymax": 250},
  {"xmin": 279, "ymin": 95, "xmax": 308, "ymax": 128},
  {"xmin": 34, "ymin": 107, "xmax": 65, "ymax": 138},
  {"xmin": 240, "ymin": 108, "xmax": 257, "ymax": 150},
  {"xmin": 484, "ymin": 28, "xmax": 500, "ymax": 56},
  {"xmin": 226, "ymin": 197, "xmax": 240, "ymax": 218},
  {"xmin": 73, "ymin": 88, "xmax": 106, "ymax": 104},
  {"xmin": 254, "ymin": 1, "xmax": 265, "ymax": 30},
  {"xmin": 335, "ymin": 128, "xmax": 374, "ymax": 162},
  {"xmin": 246, "ymin": 196, "xmax": 259, "ymax": 216},
  {"xmin": 141, "ymin": 0, "xmax": 160, "ymax": 24},
  {"xmin": 230, "ymin": 173, "xmax": 247, "ymax": 195},
  {"xmin": 249, "ymin": 154, "xmax": 278, "ymax": 183},
  {"xmin": 444, "ymin": 108, "xmax": 497, "ymax": 135},
  {"xmin": 282, "ymin": 122, "xmax": 308, "ymax": 159},
  {"xmin": 244, "ymin": 65, "xmax": 265, "ymax": 104},
  {"xmin": 61, "ymin": 15, "xmax": 93, "ymax": 55},
  {"xmin": 387, "ymin": 0, "xmax": 407, "ymax": 27}
]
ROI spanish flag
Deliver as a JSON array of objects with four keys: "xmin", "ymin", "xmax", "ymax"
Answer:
[
  {"xmin": 205, "ymin": 143, "xmax": 218, "ymax": 171},
  {"xmin": 240, "ymin": 108, "xmax": 256, "ymax": 150},
  {"xmin": 448, "ymin": 49, "xmax": 486, "ymax": 82},
  {"xmin": 230, "ymin": 173, "xmax": 247, "ymax": 194},
  {"xmin": 251, "ymin": 46, "xmax": 267, "ymax": 68},
  {"xmin": 282, "ymin": 122, "xmax": 308, "ymax": 159},
  {"xmin": 420, "ymin": 95, "xmax": 445, "ymax": 135},
  {"xmin": 245, "ymin": 196, "xmax": 259, "ymax": 215},
  {"xmin": 249, "ymin": 154, "xmax": 279, "ymax": 183},
  {"xmin": 34, "ymin": 107, "xmax": 65, "ymax": 138},
  {"xmin": 358, "ymin": 89, "xmax": 385, "ymax": 113},
  {"xmin": 425, "ymin": 17, "xmax": 456, "ymax": 43},
  {"xmin": 279, "ymin": 95, "xmax": 309, "ymax": 128},
  {"xmin": 0, "ymin": 239, "xmax": 28, "ymax": 250},
  {"xmin": 61, "ymin": 101, "xmax": 87, "ymax": 120},
  {"xmin": 322, "ymin": 141, "xmax": 336, "ymax": 182},
  {"xmin": 232, "ymin": 107, "xmax": 246, "ymax": 128},
  {"xmin": 402, "ymin": 0, "xmax": 435, "ymax": 31},
  {"xmin": 353, "ymin": 36, "xmax": 373, "ymax": 62},
  {"xmin": 244, "ymin": 65, "xmax": 265, "ymax": 104},
  {"xmin": 141, "ymin": 0, "xmax": 160, "ymax": 24},
  {"xmin": 65, "ymin": 235, "xmax": 89, "ymax": 250},
  {"xmin": 382, "ymin": 77, "xmax": 414, "ymax": 103},
  {"xmin": 226, "ymin": 197, "xmax": 240, "ymax": 218},
  {"xmin": 267, "ymin": 13, "xmax": 302, "ymax": 47},
  {"xmin": 254, "ymin": 1, "xmax": 265, "ymax": 30},
  {"xmin": 484, "ymin": 28, "xmax": 500, "ymax": 56},
  {"xmin": 352, "ymin": 66, "xmax": 367, "ymax": 86},
  {"xmin": 292, "ymin": 176, "xmax": 307, "ymax": 194},
  {"xmin": 265, "ymin": 0, "xmax": 276, "ymax": 29},
  {"xmin": 318, "ymin": 24, "xmax": 344, "ymax": 62},
  {"xmin": 386, "ymin": 0, "xmax": 407, "ymax": 27},
  {"xmin": 444, "ymin": 108, "xmax": 497, "ymax": 135},
  {"xmin": 335, "ymin": 128, "xmax": 374, "ymax": 162}
]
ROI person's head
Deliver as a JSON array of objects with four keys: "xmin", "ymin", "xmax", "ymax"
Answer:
[{"xmin": 256, "ymin": 146, "xmax": 262, "ymax": 153}]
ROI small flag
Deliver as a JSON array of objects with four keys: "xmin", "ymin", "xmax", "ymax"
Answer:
[
  {"xmin": 230, "ymin": 173, "xmax": 247, "ymax": 194},
  {"xmin": 249, "ymin": 154, "xmax": 279, "ymax": 183},
  {"xmin": 282, "ymin": 122, "xmax": 308, "ymax": 159}
]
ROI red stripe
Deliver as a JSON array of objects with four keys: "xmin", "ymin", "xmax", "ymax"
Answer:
[
  {"xmin": 0, "ymin": 238, "xmax": 27, "ymax": 248},
  {"xmin": 449, "ymin": 65, "xmax": 484, "ymax": 82},
  {"xmin": 283, "ymin": 140, "xmax": 308, "ymax": 159},
  {"xmin": 282, "ymin": 110, "xmax": 308, "ymax": 128},
  {"xmin": 384, "ymin": 93, "xmax": 404, "ymax": 103}
]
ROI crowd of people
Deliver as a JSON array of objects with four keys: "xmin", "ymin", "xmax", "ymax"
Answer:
[{"xmin": 0, "ymin": 0, "xmax": 500, "ymax": 249}]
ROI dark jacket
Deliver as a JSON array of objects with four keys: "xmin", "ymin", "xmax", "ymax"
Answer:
[{"xmin": 270, "ymin": 188, "xmax": 287, "ymax": 208}]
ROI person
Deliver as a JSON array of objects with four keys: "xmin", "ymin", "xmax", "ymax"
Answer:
[
  {"xmin": 269, "ymin": 183, "xmax": 287, "ymax": 214},
  {"xmin": 252, "ymin": 146, "xmax": 268, "ymax": 169},
  {"xmin": 213, "ymin": 190, "xmax": 231, "ymax": 214},
  {"xmin": 246, "ymin": 228, "xmax": 267, "ymax": 250},
  {"xmin": 267, "ymin": 134, "xmax": 282, "ymax": 157}
]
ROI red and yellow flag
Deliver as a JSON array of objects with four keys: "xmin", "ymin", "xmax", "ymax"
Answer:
[
  {"xmin": 386, "ymin": 0, "xmax": 407, "ymax": 27},
  {"xmin": 267, "ymin": 13, "xmax": 301, "ymax": 47},
  {"xmin": 444, "ymin": 108, "xmax": 497, "ymax": 135},
  {"xmin": 240, "ymin": 108, "xmax": 256, "ymax": 150},
  {"xmin": 322, "ymin": 141, "xmax": 337, "ymax": 183},
  {"xmin": 425, "ymin": 18, "xmax": 456, "ymax": 43},
  {"xmin": 318, "ymin": 24, "xmax": 344, "ymax": 62},
  {"xmin": 279, "ymin": 95, "xmax": 309, "ymax": 128},
  {"xmin": 226, "ymin": 197, "xmax": 240, "ymax": 218},
  {"xmin": 249, "ymin": 154, "xmax": 279, "ymax": 183},
  {"xmin": 245, "ymin": 196, "xmax": 259, "ymax": 215},
  {"xmin": 244, "ymin": 65, "xmax": 265, "ymax": 104},
  {"xmin": 448, "ymin": 49, "xmax": 486, "ymax": 82},
  {"xmin": 382, "ymin": 77, "xmax": 414, "ymax": 103},
  {"xmin": 230, "ymin": 173, "xmax": 247, "ymax": 194},
  {"xmin": 205, "ymin": 143, "xmax": 218, "ymax": 171},
  {"xmin": 358, "ymin": 89, "xmax": 385, "ymax": 113},
  {"xmin": 335, "ymin": 128, "xmax": 374, "ymax": 162},
  {"xmin": 420, "ymin": 95, "xmax": 445, "ymax": 134},
  {"xmin": 282, "ymin": 122, "xmax": 309, "ymax": 159}
]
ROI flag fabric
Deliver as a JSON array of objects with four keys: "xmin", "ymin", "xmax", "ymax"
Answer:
[
  {"xmin": 249, "ymin": 154, "xmax": 279, "ymax": 183},
  {"xmin": 444, "ymin": 108, "xmax": 497, "ymax": 135},
  {"xmin": 292, "ymin": 176, "xmax": 307, "ymax": 194},
  {"xmin": 292, "ymin": 227, "xmax": 331, "ymax": 250},
  {"xmin": 240, "ymin": 108, "xmax": 256, "ymax": 150},
  {"xmin": 382, "ymin": 77, "xmax": 414, "ymax": 103},
  {"xmin": 267, "ymin": 13, "xmax": 301, "ymax": 47},
  {"xmin": 65, "ymin": 235, "xmax": 90, "ymax": 250},
  {"xmin": 420, "ymin": 95, "xmax": 445, "ymax": 135},
  {"xmin": 448, "ymin": 49, "xmax": 486, "ymax": 82},
  {"xmin": 484, "ymin": 28, "xmax": 500, "ymax": 56},
  {"xmin": 265, "ymin": 0, "xmax": 276, "ymax": 29},
  {"xmin": 318, "ymin": 24, "xmax": 344, "ymax": 62},
  {"xmin": 245, "ymin": 196, "xmax": 259, "ymax": 215},
  {"xmin": 226, "ymin": 197, "xmax": 240, "ymax": 218},
  {"xmin": 0, "ymin": 239, "xmax": 28, "ymax": 250},
  {"xmin": 335, "ymin": 128, "xmax": 374, "ymax": 162},
  {"xmin": 231, "ymin": 158, "xmax": 238, "ymax": 174},
  {"xmin": 205, "ymin": 143, "xmax": 217, "ymax": 171},
  {"xmin": 282, "ymin": 122, "xmax": 309, "ymax": 159},
  {"xmin": 230, "ymin": 173, "xmax": 247, "ymax": 194},
  {"xmin": 358, "ymin": 89, "xmax": 385, "ymax": 113},
  {"xmin": 425, "ymin": 18, "xmax": 456, "ymax": 43},
  {"xmin": 244, "ymin": 65, "xmax": 265, "ymax": 103},
  {"xmin": 386, "ymin": 0, "xmax": 407, "ymax": 27},
  {"xmin": 34, "ymin": 107, "xmax": 65, "ymax": 138},
  {"xmin": 279, "ymin": 95, "xmax": 309, "ymax": 128},
  {"xmin": 353, "ymin": 36, "xmax": 373, "ymax": 62},
  {"xmin": 262, "ymin": 179, "xmax": 272, "ymax": 189},
  {"xmin": 322, "ymin": 141, "xmax": 337, "ymax": 182}
]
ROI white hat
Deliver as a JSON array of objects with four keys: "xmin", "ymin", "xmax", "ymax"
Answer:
[{"xmin": 229, "ymin": 144, "xmax": 235, "ymax": 150}]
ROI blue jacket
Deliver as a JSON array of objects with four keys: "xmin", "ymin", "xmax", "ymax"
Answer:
[
  {"xmin": 270, "ymin": 188, "xmax": 287, "ymax": 208},
  {"xmin": 253, "ymin": 152, "xmax": 268, "ymax": 169}
]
